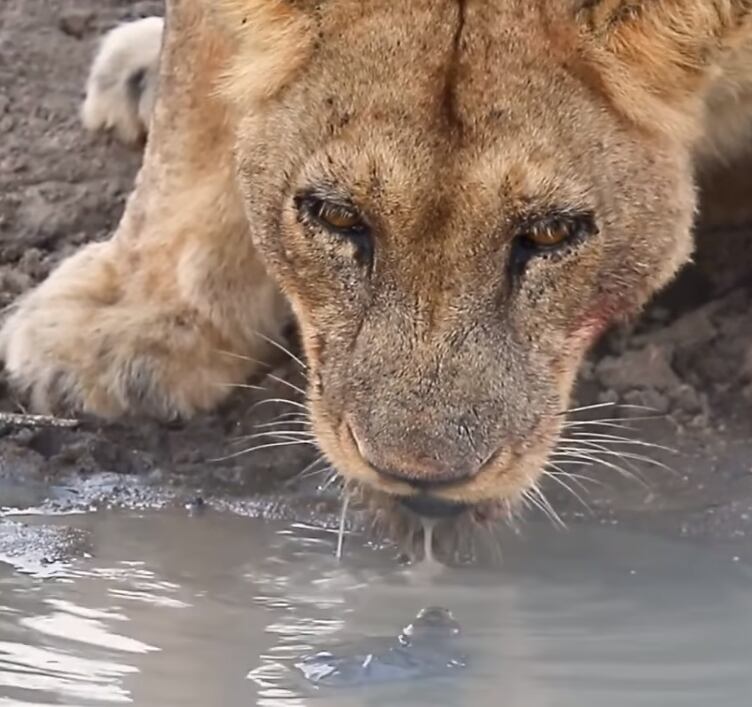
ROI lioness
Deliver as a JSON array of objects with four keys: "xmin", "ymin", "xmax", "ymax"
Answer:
[{"xmin": 2, "ymin": 1, "xmax": 751, "ymax": 524}]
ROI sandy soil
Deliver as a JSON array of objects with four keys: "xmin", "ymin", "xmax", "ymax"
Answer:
[{"xmin": 1, "ymin": 0, "xmax": 751, "ymax": 554}]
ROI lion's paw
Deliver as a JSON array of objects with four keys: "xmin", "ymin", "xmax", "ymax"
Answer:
[
  {"xmin": 0, "ymin": 244, "xmax": 252, "ymax": 420},
  {"xmin": 81, "ymin": 17, "xmax": 164, "ymax": 146}
]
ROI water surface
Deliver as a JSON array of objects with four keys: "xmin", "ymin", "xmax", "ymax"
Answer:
[{"xmin": 0, "ymin": 509, "xmax": 750, "ymax": 706}]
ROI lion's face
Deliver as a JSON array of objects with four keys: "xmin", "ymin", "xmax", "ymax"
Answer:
[{"xmin": 233, "ymin": 1, "xmax": 698, "ymax": 522}]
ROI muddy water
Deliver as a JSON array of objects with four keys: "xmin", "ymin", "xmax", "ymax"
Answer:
[{"xmin": 1, "ymin": 509, "xmax": 751, "ymax": 707}]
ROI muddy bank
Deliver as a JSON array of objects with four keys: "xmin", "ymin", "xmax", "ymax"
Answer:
[{"xmin": 1, "ymin": 0, "xmax": 751, "ymax": 552}]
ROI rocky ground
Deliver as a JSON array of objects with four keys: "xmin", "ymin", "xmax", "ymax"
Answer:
[{"xmin": 1, "ymin": 0, "xmax": 752, "ymax": 556}]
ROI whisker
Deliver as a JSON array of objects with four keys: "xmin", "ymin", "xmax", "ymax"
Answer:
[
  {"xmin": 319, "ymin": 471, "xmax": 342, "ymax": 493},
  {"xmin": 298, "ymin": 463, "xmax": 330, "ymax": 483},
  {"xmin": 559, "ymin": 401, "xmax": 659, "ymax": 417},
  {"xmin": 266, "ymin": 372, "xmax": 308, "ymax": 398},
  {"xmin": 558, "ymin": 440, "xmax": 676, "ymax": 474},
  {"xmin": 522, "ymin": 488, "xmax": 555, "ymax": 527},
  {"xmin": 557, "ymin": 401, "xmax": 620, "ymax": 416},
  {"xmin": 336, "ymin": 494, "xmax": 350, "ymax": 560},
  {"xmin": 542, "ymin": 467, "xmax": 592, "ymax": 513},
  {"xmin": 217, "ymin": 382, "xmax": 268, "ymax": 391},
  {"xmin": 253, "ymin": 419, "xmax": 312, "ymax": 430},
  {"xmin": 551, "ymin": 448, "xmax": 649, "ymax": 488},
  {"xmin": 564, "ymin": 431, "xmax": 678, "ymax": 455},
  {"xmin": 230, "ymin": 430, "xmax": 316, "ymax": 444},
  {"xmin": 529, "ymin": 483, "xmax": 566, "ymax": 528},
  {"xmin": 563, "ymin": 414, "xmax": 666, "ymax": 427},
  {"xmin": 249, "ymin": 398, "xmax": 309, "ymax": 412},
  {"xmin": 259, "ymin": 411, "xmax": 310, "ymax": 426},
  {"xmin": 283, "ymin": 455, "xmax": 330, "ymax": 488},
  {"xmin": 254, "ymin": 331, "xmax": 308, "ymax": 371},
  {"xmin": 546, "ymin": 462, "xmax": 601, "ymax": 488},
  {"xmin": 209, "ymin": 439, "xmax": 315, "ymax": 463},
  {"xmin": 561, "ymin": 419, "xmax": 637, "ymax": 431},
  {"xmin": 215, "ymin": 348, "xmax": 273, "ymax": 369}
]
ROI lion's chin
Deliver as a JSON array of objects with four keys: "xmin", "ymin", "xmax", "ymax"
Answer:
[{"xmin": 344, "ymin": 481, "xmax": 520, "ymax": 562}]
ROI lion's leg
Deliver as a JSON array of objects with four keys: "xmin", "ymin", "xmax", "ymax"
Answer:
[{"xmin": 0, "ymin": 1, "xmax": 289, "ymax": 419}]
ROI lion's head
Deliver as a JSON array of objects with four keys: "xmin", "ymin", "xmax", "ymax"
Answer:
[{"xmin": 219, "ymin": 0, "xmax": 745, "ymax": 525}]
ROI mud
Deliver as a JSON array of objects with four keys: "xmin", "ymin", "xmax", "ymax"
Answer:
[{"xmin": 1, "ymin": 0, "xmax": 751, "ymax": 553}]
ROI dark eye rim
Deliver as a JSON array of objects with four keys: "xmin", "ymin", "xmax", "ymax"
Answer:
[
  {"xmin": 509, "ymin": 210, "xmax": 598, "ymax": 277},
  {"xmin": 515, "ymin": 210, "xmax": 598, "ymax": 252}
]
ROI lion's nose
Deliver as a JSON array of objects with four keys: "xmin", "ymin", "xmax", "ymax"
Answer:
[{"xmin": 347, "ymin": 419, "xmax": 481, "ymax": 488}]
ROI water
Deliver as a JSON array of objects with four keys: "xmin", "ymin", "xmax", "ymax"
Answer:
[{"xmin": 1, "ymin": 509, "xmax": 751, "ymax": 706}]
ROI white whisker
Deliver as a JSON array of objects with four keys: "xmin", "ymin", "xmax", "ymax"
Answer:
[
  {"xmin": 564, "ymin": 431, "xmax": 678, "ymax": 455},
  {"xmin": 546, "ymin": 461, "xmax": 601, "ymax": 488},
  {"xmin": 551, "ymin": 448, "xmax": 649, "ymax": 488},
  {"xmin": 250, "ymin": 398, "xmax": 309, "ymax": 412},
  {"xmin": 542, "ymin": 466, "xmax": 592, "ymax": 513},
  {"xmin": 559, "ymin": 401, "xmax": 659, "ymax": 417},
  {"xmin": 320, "ymin": 471, "xmax": 342, "ymax": 493},
  {"xmin": 254, "ymin": 419, "xmax": 312, "ymax": 430},
  {"xmin": 260, "ymin": 411, "xmax": 311, "ymax": 426},
  {"xmin": 529, "ymin": 483, "xmax": 566, "ymax": 528},
  {"xmin": 254, "ymin": 331, "xmax": 308, "ymax": 371},
  {"xmin": 217, "ymin": 382, "xmax": 268, "ymax": 391},
  {"xmin": 230, "ymin": 430, "xmax": 316, "ymax": 445},
  {"xmin": 266, "ymin": 372, "xmax": 308, "ymax": 398},
  {"xmin": 336, "ymin": 495, "xmax": 350, "ymax": 560},
  {"xmin": 215, "ymin": 348, "xmax": 273, "ymax": 369},
  {"xmin": 209, "ymin": 439, "xmax": 315, "ymax": 463},
  {"xmin": 558, "ymin": 441, "xmax": 675, "ymax": 474},
  {"xmin": 282, "ymin": 455, "xmax": 328, "ymax": 488},
  {"xmin": 558, "ymin": 401, "xmax": 620, "ymax": 416}
]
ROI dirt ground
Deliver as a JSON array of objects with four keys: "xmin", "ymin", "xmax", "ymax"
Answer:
[{"xmin": 1, "ymin": 0, "xmax": 752, "ymax": 554}]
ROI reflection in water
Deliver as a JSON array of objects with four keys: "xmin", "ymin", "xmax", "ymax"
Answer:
[{"xmin": 0, "ymin": 511, "xmax": 751, "ymax": 706}]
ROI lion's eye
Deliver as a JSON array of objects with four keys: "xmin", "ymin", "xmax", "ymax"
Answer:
[
  {"xmin": 296, "ymin": 194, "xmax": 373, "ymax": 268},
  {"xmin": 510, "ymin": 212, "xmax": 597, "ymax": 276},
  {"xmin": 303, "ymin": 197, "xmax": 366, "ymax": 233},
  {"xmin": 520, "ymin": 217, "xmax": 579, "ymax": 248},
  {"xmin": 515, "ymin": 212, "xmax": 597, "ymax": 253}
]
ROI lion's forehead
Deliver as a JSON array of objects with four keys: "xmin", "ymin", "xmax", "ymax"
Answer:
[{"xmin": 305, "ymin": 3, "xmax": 604, "ymax": 202}]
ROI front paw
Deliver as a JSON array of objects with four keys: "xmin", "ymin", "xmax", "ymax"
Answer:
[{"xmin": 0, "ymin": 249, "xmax": 255, "ymax": 420}]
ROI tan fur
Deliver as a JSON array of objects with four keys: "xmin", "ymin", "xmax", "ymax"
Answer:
[{"xmin": 2, "ymin": 0, "xmax": 751, "ymax": 522}]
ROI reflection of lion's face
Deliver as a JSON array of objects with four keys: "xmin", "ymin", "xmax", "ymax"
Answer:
[{"xmin": 234, "ymin": 1, "xmax": 696, "ymax": 522}]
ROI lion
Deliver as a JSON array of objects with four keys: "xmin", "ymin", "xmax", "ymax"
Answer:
[{"xmin": 2, "ymin": 1, "xmax": 751, "ymax": 527}]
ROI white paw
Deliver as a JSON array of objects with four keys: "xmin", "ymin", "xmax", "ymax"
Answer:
[{"xmin": 80, "ymin": 16, "xmax": 164, "ymax": 145}]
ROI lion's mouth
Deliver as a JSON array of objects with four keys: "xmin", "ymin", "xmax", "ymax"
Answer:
[{"xmin": 398, "ymin": 494, "xmax": 469, "ymax": 519}]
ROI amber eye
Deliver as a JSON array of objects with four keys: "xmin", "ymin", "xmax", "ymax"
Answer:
[
  {"xmin": 522, "ymin": 217, "xmax": 577, "ymax": 248},
  {"xmin": 511, "ymin": 212, "xmax": 597, "ymax": 276},
  {"xmin": 307, "ymin": 198, "xmax": 365, "ymax": 233},
  {"xmin": 296, "ymin": 193, "xmax": 374, "ymax": 268},
  {"xmin": 317, "ymin": 203, "xmax": 361, "ymax": 230}
]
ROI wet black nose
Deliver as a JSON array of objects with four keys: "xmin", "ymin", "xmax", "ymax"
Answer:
[{"xmin": 398, "ymin": 494, "xmax": 468, "ymax": 519}]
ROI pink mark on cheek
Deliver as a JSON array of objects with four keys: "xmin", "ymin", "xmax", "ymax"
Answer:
[{"xmin": 571, "ymin": 299, "xmax": 622, "ymax": 350}]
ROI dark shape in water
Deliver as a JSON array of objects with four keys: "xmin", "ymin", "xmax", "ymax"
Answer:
[{"xmin": 294, "ymin": 607, "xmax": 467, "ymax": 688}]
